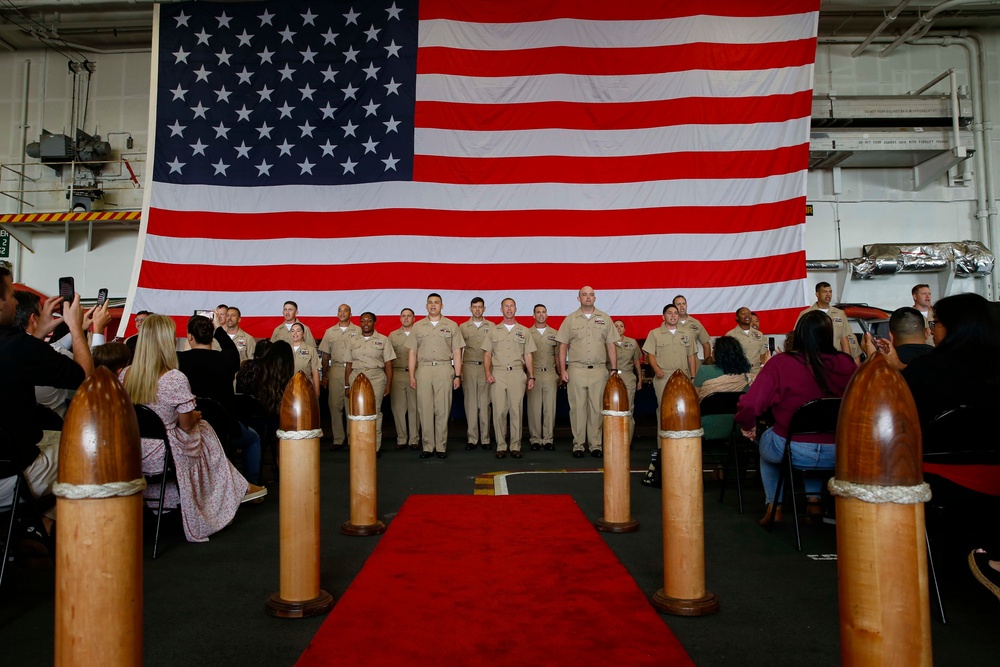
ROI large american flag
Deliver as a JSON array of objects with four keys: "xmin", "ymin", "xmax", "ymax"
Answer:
[{"xmin": 126, "ymin": 0, "xmax": 818, "ymax": 338}]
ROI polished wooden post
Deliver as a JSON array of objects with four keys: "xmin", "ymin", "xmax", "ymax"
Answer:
[
  {"xmin": 55, "ymin": 367, "xmax": 143, "ymax": 666},
  {"xmin": 266, "ymin": 371, "xmax": 334, "ymax": 618},
  {"xmin": 834, "ymin": 355, "xmax": 931, "ymax": 666},
  {"xmin": 342, "ymin": 373, "xmax": 386, "ymax": 536},
  {"xmin": 651, "ymin": 370, "xmax": 720, "ymax": 616},
  {"xmin": 596, "ymin": 372, "xmax": 639, "ymax": 533}
]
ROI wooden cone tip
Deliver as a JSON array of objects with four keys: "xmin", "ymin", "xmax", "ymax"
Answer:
[
  {"xmin": 58, "ymin": 366, "xmax": 142, "ymax": 486},
  {"xmin": 836, "ymin": 353, "xmax": 923, "ymax": 487},
  {"xmin": 350, "ymin": 373, "xmax": 377, "ymax": 417},
  {"xmin": 280, "ymin": 371, "xmax": 320, "ymax": 431},
  {"xmin": 603, "ymin": 372, "xmax": 628, "ymax": 412},
  {"xmin": 661, "ymin": 370, "xmax": 700, "ymax": 431}
]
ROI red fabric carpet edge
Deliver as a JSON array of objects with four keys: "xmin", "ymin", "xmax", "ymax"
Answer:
[{"xmin": 297, "ymin": 494, "xmax": 693, "ymax": 666}]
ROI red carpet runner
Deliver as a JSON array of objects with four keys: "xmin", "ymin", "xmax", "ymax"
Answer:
[{"xmin": 297, "ymin": 495, "xmax": 693, "ymax": 666}]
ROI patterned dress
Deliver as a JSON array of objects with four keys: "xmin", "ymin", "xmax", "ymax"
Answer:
[{"xmin": 121, "ymin": 368, "xmax": 248, "ymax": 542}]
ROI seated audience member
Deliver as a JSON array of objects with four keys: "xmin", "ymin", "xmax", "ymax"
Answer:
[
  {"xmin": 121, "ymin": 315, "xmax": 266, "ymax": 543},
  {"xmin": 178, "ymin": 315, "xmax": 262, "ymax": 484},
  {"xmin": 693, "ymin": 336, "xmax": 753, "ymax": 442},
  {"xmin": 92, "ymin": 341, "xmax": 132, "ymax": 374},
  {"xmin": 735, "ymin": 311, "xmax": 857, "ymax": 526},
  {"xmin": 124, "ymin": 310, "xmax": 151, "ymax": 352},
  {"xmin": 255, "ymin": 341, "xmax": 295, "ymax": 442},
  {"xmin": 236, "ymin": 339, "xmax": 272, "ymax": 396},
  {"xmin": 0, "ymin": 266, "xmax": 93, "ymax": 528},
  {"xmin": 860, "ymin": 306, "xmax": 933, "ymax": 366},
  {"xmin": 14, "ymin": 290, "xmax": 111, "ymax": 417}
]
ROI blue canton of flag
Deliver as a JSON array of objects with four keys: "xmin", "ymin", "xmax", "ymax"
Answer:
[{"xmin": 153, "ymin": 0, "xmax": 417, "ymax": 187}]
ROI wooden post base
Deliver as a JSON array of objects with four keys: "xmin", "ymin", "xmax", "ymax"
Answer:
[
  {"xmin": 650, "ymin": 589, "xmax": 720, "ymax": 617},
  {"xmin": 341, "ymin": 520, "xmax": 387, "ymax": 536},
  {"xmin": 265, "ymin": 590, "xmax": 335, "ymax": 619},
  {"xmin": 595, "ymin": 518, "xmax": 640, "ymax": 533}
]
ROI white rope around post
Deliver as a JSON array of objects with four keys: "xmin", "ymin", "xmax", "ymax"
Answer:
[
  {"xmin": 601, "ymin": 409, "xmax": 632, "ymax": 417},
  {"xmin": 276, "ymin": 428, "xmax": 324, "ymax": 440},
  {"xmin": 347, "ymin": 414, "xmax": 378, "ymax": 421},
  {"xmin": 658, "ymin": 428, "xmax": 704, "ymax": 439},
  {"xmin": 52, "ymin": 478, "xmax": 147, "ymax": 499},
  {"xmin": 828, "ymin": 478, "xmax": 932, "ymax": 504}
]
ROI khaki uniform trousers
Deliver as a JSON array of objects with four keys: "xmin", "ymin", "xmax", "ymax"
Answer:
[
  {"xmin": 567, "ymin": 364, "xmax": 609, "ymax": 451},
  {"xmin": 390, "ymin": 368, "xmax": 418, "ymax": 446},
  {"xmin": 348, "ymin": 368, "xmax": 387, "ymax": 451},
  {"xmin": 328, "ymin": 363, "xmax": 349, "ymax": 445},
  {"xmin": 528, "ymin": 370, "xmax": 558, "ymax": 446},
  {"xmin": 416, "ymin": 363, "xmax": 454, "ymax": 453},
  {"xmin": 490, "ymin": 369, "xmax": 527, "ymax": 452},
  {"xmin": 463, "ymin": 362, "xmax": 490, "ymax": 445},
  {"xmin": 619, "ymin": 370, "xmax": 638, "ymax": 441}
]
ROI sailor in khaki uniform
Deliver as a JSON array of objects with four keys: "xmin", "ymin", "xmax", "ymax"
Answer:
[
  {"xmin": 344, "ymin": 312, "xmax": 395, "ymax": 453},
  {"xmin": 406, "ymin": 293, "xmax": 465, "ymax": 458},
  {"xmin": 611, "ymin": 320, "xmax": 644, "ymax": 441},
  {"xmin": 224, "ymin": 307, "xmax": 256, "ymax": 364},
  {"xmin": 642, "ymin": 304, "xmax": 697, "ymax": 426},
  {"xmin": 527, "ymin": 304, "xmax": 559, "ymax": 451},
  {"xmin": 459, "ymin": 297, "xmax": 492, "ymax": 450},
  {"xmin": 727, "ymin": 307, "xmax": 769, "ymax": 372},
  {"xmin": 289, "ymin": 322, "xmax": 320, "ymax": 394},
  {"xmin": 796, "ymin": 282, "xmax": 856, "ymax": 362},
  {"xmin": 673, "ymin": 295, "xmax": 712, "ymax": 367},
  {"xmin": 482, "ymin": 298, "xmax": 536, "ymax": 458},
  {"xmin": 388, "ymin": 308, "xmax": 419, "ymax": 449},
  {"xmin": 555, "ymin": 286, "xmax": 620, "ymax": 458},
  {"xmin": 318, "ymin": 304, "xmax": 361, "ymax": 449},
  {"xmin": 911, "ymin": 283, "xmax": 935, "ymax": 346},
  {"xmin": 270, "ymin": 300, "xmax": 316, "ymax": 347}
]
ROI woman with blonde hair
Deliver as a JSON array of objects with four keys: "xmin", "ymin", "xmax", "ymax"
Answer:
[{"xmin": 121, "ymin": 314, "xmax": 266, "ymax": 542}]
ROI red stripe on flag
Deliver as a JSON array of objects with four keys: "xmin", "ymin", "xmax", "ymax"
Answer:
[
  {"xmin": 136, "ymin": 253, "xmax": 806, "ymax": 293},
  {"xmin": 146, "ymin": 199, "xmax": 806, "ymax": 239},
  {"xmin": 419, "ymin": 0, "xmax": 819, "ymax": 22},
  {"xmin": 413, "ymin": 145, "xmax": 809, "ymax": 185},
  {"xmin": 418, "ymin": 39, "xmax": 818, "ymax": 77},
  {"xmin": 415, "ymin": 92, "xmax": 814, "ymax": 131}
]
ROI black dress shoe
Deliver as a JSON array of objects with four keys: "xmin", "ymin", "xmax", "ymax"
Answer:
[
  {"xmin": 481, "ymin": 443, "xmax": 492, "ymax": 450},
  {"xmin": 436, "ymin": 452, "xmax": 448, "ymax": 459},
  {"xmin": 530, "ymin": 444, "xmax": 541, "ymax": 451},
  {"xmin": 572, "ymin": 450, "xmax": 585, "ymax": 458},
  {"xmin": 409, "ymin": 444, "xmax": 421, "ymax": 450},
  {"xmin": 511, "ymin": 451, "xmax": 523, "ymax": 459},
  {"xmin": 496, "ymin": 451, "xmax": 506, "ymax": 459},
  {"xmin": 419, "ymin": 451, "xmax": 433, "ymax": 459},
  {"xmin": 395, "ymin": 444, "xmax": 408, "ymax": 450},
  {"xmin": 591, "ymin": 449, "xmax": 603, "ymax": 458},
  {"xmin": 543, "ymin": 444, "xmax": 555, "ymax": 451},
  {"xmin": 465, "ymin": 443, "xmax": 477, "ymax": 450}
]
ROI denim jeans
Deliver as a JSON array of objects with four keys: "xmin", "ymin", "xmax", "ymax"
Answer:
[
  {"xmin": 758, "ymin": 427, "xmax": 836, "ymax": 504},
  {"xmin": 231, "ymin": 421, "xmax": 262, "ymax": 485}
]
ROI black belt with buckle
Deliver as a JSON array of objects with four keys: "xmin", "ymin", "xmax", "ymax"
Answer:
[
  {"xmin": 467, "ymin": 361, "xmax": 483, "ymax": 365},
  {"xmin": 504, "ymin": 365, "xmax": 522, "ymax": 371}
]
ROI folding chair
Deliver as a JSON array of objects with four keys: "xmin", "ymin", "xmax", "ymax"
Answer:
[
  {"xmin": 763, "ymin": 397, "xmax": 841, "ymax": 551},
  {"xmin": 696, "ymin": 392, "xmax": 747, "ymax": 512},
  {"xmin": 0, "ymin": 426, "xmax": 53, "ymax": 590},
  {"xmin": 135, "ymin": 405, "xmax": 175, "ymax": 559}
]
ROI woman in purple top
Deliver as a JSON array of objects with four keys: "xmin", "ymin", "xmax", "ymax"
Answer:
[{"xmin": 735, "ymin": 310, "xmax": 857, "ymax": 525}]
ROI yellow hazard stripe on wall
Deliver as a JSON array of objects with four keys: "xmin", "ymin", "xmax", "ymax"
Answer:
[{"xmin": 0, "ymin": 211, "xmax": 141, "ymax": 223}]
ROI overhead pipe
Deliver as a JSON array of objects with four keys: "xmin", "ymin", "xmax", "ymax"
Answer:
[
  {"xmin": 850, "ymin": 0, "xmax": 913, "ymax": 57},
  {"xmin": 881, "ymin": 0, "xmax": 1000, "ymax": 58}
]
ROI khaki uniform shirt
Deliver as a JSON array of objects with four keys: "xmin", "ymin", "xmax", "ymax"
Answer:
[
  {"xmin": 641, "ymin": 326, "xmax": 696, "ymax": 378},
  {"xmin": 530, "ymin": 326, "xmax": 559, "ymax": 372},
  {"xmin": 346, "ymin": 332, "xmax": 396, "ymax": 372},
  {"xmin": 726, "ymin": 325, "xmax": 769, "ymax": 370},
  {"xmin": 460, "ymin": 319, "xmax": 492, "ymax": 364},
  {"xmin": 291, "ymin": 344, "xmax": 320, "ymax": 377},
  {"xmin": 678, "ymin": 316, "xmax": 710, "ymax": 350},
  {"xmin": 405, "ymin": 317, "xmax": 466, "ymax": 363},
  {"xmin": 227, "ymin": 327, "xmax": 257, "ymax": 364},
  {"xmin": 271, "ymin": 321, "xmax": 317, "ymax": 348},
  {"xmin": 482, "ymin": 323, "xmax": 537, "ymax": 369},
  {"xmin": 555, "ymin": 308, "xmax": 620, "ymax": 365},
  {"xmin": 612, "ymin": 336, "xmax": 642, "ymax": 377},
  {"xmin": 388, "ymin": 328, "xmax": 413, "ymax": 370},
  {"xmin": 797, "ymin": 303, "xmax": 851, "ymax": 354},
  {"xmin": 319, "ymin": 323, "xmax": 362, "ymax": 364}
]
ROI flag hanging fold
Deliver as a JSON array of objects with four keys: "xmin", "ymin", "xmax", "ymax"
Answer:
[{"xmin": 128, "ymin": 0, "xmax": 819, "ymax": 337}]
